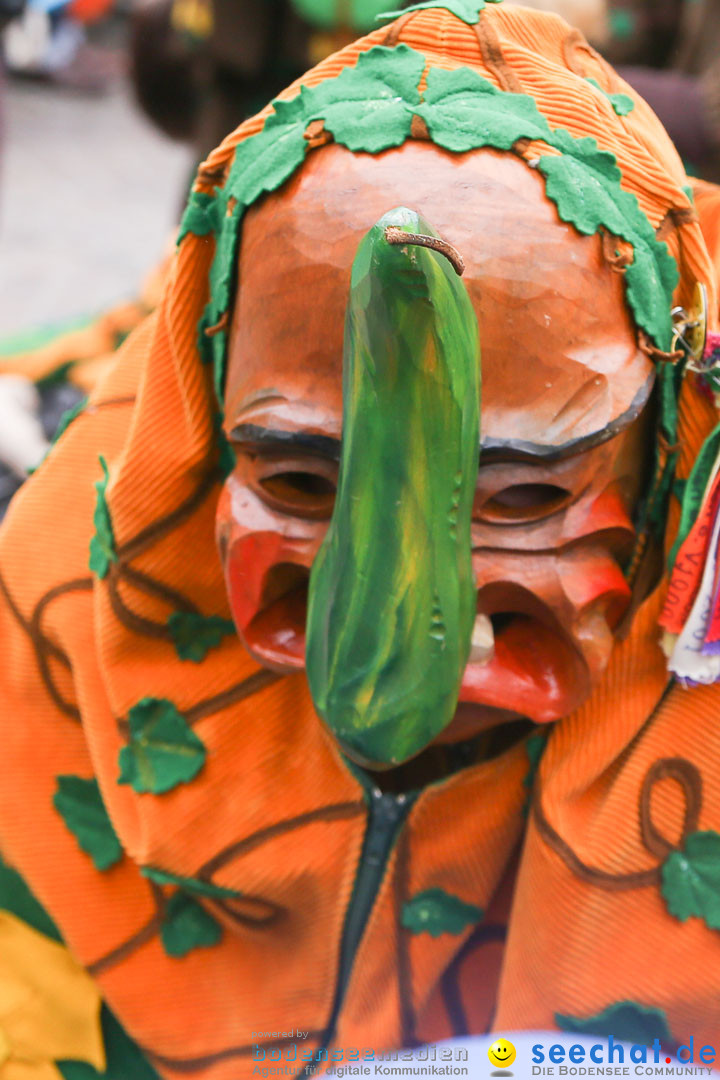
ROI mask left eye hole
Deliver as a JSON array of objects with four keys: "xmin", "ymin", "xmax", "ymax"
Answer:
[
  {"xmin": 255, "ymin": 469, "xmax": 337, "ymax": 519},
  {"xmin": 477, "ymin": 482, "xmax": 571, "ymax": 524}
]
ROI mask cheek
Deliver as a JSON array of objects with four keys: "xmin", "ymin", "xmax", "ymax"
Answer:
[
  {"xmin": 559, "ymin": 545, "xmax": 633, "ymax": 677},
  {"xmin": 215, "ymin": 480, "xmax": 321, "ymax": 672}
]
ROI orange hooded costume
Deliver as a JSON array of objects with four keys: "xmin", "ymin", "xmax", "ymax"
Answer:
[{"xmin": 1, "ymin": 3, "xmax": 720, "ymax": 1075}]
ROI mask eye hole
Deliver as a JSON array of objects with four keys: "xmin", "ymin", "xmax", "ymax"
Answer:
[
  {"xmin": 256, "ymin": 470, "xmax": 336, "ymax": 518},
  {"xmin": 478, "ymin": 482, "xmax": 571, "ymax": 524}
]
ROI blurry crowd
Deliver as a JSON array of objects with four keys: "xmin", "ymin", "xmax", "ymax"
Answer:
[{"xmin": 1, "ymin": 0, "xmax": 719, "ymax": 172}]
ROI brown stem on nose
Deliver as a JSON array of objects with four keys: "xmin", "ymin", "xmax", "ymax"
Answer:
[{"xmin": 384, "ymin": 227, "xmax": 465, "ymax": 276}]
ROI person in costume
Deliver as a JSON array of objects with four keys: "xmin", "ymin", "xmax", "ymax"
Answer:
[{"xmin": 1, "ymin": 1, "xmax": 720, "ymax": 1075}]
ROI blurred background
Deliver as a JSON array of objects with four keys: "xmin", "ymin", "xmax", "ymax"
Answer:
[{"xmin": 0, "ymin": 0, "xmax": 718, "ymax": 514}]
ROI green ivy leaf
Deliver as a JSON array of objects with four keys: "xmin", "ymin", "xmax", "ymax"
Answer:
[
  {"xmin": 401, "ymin": 887, "xmax": 482, "ymax": 936},
  {"xmin": 556, "ymin": 1001, "xmax": 671, "ymax": 1042},
  {"xmin": 227, "ymin": 97, "xmax": 308, "ymax": 211},
  {"xmin": 167, "ymin": 612, "xmax": 235, "ymax": 662},
  {"xmin": 118, "ymin": 697, "xmax": 206, "ymax": 795},
  {"xmin": 177, "ymin": 191, "xmax": 218, "ymax": 246},
  {"xmin": 538, "ymin": 149, "xmax": 628, "ymax": 238},
  {"xmin": 377, "ymin": 0, "xmax": 502, "ymax": 25},
  {"xmin": 88, "ymin": 456, "xmax": 116, "ymax": 579},
  {"xmin": 415, "ymin": 66, "xmax": 553, "ymax": 153},
  {"xmin": 538, "ymin": 137, "xmax": 677, "ymax": 348},
  {"xmin": 304, "ymin": 45, "xmax": 424, "ymax": 153},
  {"xmin": 661, "ymin": 830, "xmax": 720, "ymax": 930},
  {"xmin": 160, "ymin": 892, "xmax": 222, "ymax": 958},
  {"xmin": 585, "ymin": 78, "xmax": 635, "ymax": 117},
  {"xmin": 53, "ymin": 776, "xmax": 123, "ymax": 871}
]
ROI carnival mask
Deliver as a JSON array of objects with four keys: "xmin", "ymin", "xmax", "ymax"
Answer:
[{"xmin": 216, "ymin": 143, "xmax": 654, "ymax": 769}]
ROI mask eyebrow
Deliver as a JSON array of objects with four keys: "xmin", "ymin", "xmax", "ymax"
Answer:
[
  {"xmin": 229, "ymin": 423, "xmax": 341, "ymax": 461},
  {"xmin": 232, "ymin": 369, "xmax": 654, "ymax": 467},
  {"xmin": 479, "ymin": 370, "xmax": 655, "ymax": 464}
]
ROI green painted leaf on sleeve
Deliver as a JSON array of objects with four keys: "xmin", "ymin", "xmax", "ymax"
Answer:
[
  {"xmin": 556, "ymin": 1000, "xmax": 671, "ymax": 1042},
  {"xmin": 415, "ymin": 66, "xmax": 552, "ymax": 153},
  {"xmin": 177, "ymin": 191, "xmax": 219, "ymax": 246},
  {"xmin": 53, "ymin": 776, "xmax": 123, "ymax": 871},
  {"xmin": 58, "ymin": 1005, "xmax": 160, "ymax": 1080},
  {"xmin": 305, "ymin": 45, "xmax": 424, "ymax": 152},
  {"xmin": 167, "ymin": 612, "xmax": 236, "ymax": 662},
  {"xmin": 160, "ymin": 892, "xmax": 223, "ymax": 957},
  {"xmin": 661, "ymin": 830, "xmax": 720, "ymax": 930},
  {"xmin": 88, "ymin": 456, "xmax": 117, "ymax": 579},
  {"xmin": 117, "ymin": 698, "xmax": 206, "ymax": 795},
  {"xmin": 401, "ymin": 887, "xmax": 482, "ymax": 936},
  {"xmin": 0, "ymin": 854, "xmax": 62, "ymax": 942},
  {"xmin": 377, "ymin": 0, "xmax": 502, "ymax": 25}
]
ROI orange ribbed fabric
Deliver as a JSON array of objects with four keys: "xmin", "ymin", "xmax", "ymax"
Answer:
[{"xmin": 1, "ymin": 5, "xmax": 720, "ymax": 1075}]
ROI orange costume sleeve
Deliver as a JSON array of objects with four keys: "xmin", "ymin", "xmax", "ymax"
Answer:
[{"xmin": 2, "ymin": 5, "xmax": 720, "ymax": 1076}]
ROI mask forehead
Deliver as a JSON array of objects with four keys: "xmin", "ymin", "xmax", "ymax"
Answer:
[{"xmin": 225, "ymin": 141, "xmax": 653, "ymax": 451}]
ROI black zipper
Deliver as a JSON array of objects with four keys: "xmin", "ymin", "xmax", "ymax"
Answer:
[{"xmin": 318, "ymin": 782, "xmax": 416, "ymax": 1053}]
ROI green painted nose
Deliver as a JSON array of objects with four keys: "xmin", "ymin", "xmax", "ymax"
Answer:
[{"xmin": 305, "ymin": 207, "xmax": 481, "ymax": 769}]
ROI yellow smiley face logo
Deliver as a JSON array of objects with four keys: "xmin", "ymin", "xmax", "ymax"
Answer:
[{"xmin": 488, "ymin": 1038, "xmax": 516, "ymax": 1069}]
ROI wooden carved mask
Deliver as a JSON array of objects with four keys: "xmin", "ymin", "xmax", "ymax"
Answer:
[{"xmin": 217, "ymin": 142, "xmax": 655, "ymax": 767}]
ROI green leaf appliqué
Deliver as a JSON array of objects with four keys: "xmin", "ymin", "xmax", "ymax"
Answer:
[
  {"xmin": 118, "ymin": 697, "xmax": 206, "ymax": 795},
  {"xmin": 556, "ymin": 1000, "xmax": 671, "ymax": 1042},
  {"xmin": 305, "ymin": 44, "xmax": 424, "ymax": 152},
  {"xmin": 415, "ymin": 66, "xmax": 552, "ymax": 152},
  {"xmin": 401, "ymin": 888, "xmax": 482, "ymax": 936},
  {"xmin": 53, "ymin": 776, "xmax": 123, "ymax": 871},
  {"xmin": 661, "ymin": 830, "xmax": 720, "ymax": 930},
  {"xmin": 177, "ymin": 191, "xmax": 219, "ymax": 246},
  {"xmin": 585, "ymin": 78, "xmax": 635, "ymax": 117},
  {"xmin": 167, "ymin": 612, "xmax": 235, "ymax": 662},
  {"xmin": 88, "ymin": 456, "xmax": 116, "ymax": 579},
  {"xmin": 377, "ymin": 0, "xmax": 502, "ymax": 25},
  {"xmin": 226, "ymin": 96, "xmax": 308, "ymax": 212},
  {"xmin": 160, "ymin": 892, "xmax": 222, "ymax": 957}
]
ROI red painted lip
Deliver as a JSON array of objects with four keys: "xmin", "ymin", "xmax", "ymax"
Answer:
[
  {"xmin": 236, "ymin": 593, "xmax": 587, "ymax": 729},
  {"xmin": 458, "ymin": 613, "xmax": 589, "ymax": 724}
]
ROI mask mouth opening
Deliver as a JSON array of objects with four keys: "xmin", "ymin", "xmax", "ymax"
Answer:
[
  {"xmin": 460, "ymin": 584, "xmax": 590, "ymax": 724},
  {"xmin": 240, "ymin": 562, "xmax": 309, "ymax": 671}
]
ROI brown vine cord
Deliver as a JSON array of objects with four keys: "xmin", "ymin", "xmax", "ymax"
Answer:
[
  {"xmin": 84, "ymin": 801, "xmax": 366, "ymax": 982},
  {"xmin": 382, "ymin": 11, "xmax": 416, "ymax": 48},
  {"xmin": 385, "ymin": 227, "xmax": 465, "ymax": 276},
  {"xmin": 86, "ymin": 882, "xmax": 166, "ymax": 976},
  {"xmin": 473, "ymin": 18, "xmax": 522, "ymax": 94},
  {"xmin": 533, "ymin": 755, "xmax": 703, "ymax": 890}
]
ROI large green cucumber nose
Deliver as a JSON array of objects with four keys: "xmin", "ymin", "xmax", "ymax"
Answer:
[{"xmin": 305, "ymin": 207, "xmax": 481, "ymax": 769}]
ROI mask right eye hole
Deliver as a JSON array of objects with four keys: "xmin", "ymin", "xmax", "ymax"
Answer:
[{"xmin": 477, "ymin": 483, "xmax": 572, "ymax": 524}]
